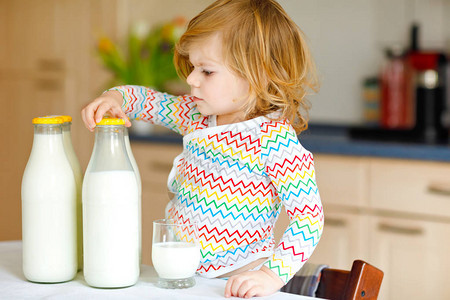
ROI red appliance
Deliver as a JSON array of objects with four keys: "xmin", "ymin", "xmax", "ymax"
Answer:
[{"xmin": 380, "ymin": 47, "xmax": 414, "ymax": 129}]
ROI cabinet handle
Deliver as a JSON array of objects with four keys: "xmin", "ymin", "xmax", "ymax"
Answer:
[
  {"xmin": 378, "ymin": 223, "xmax": 423, "ymax": 236},
  {"xmin": 325, "ymin": 217, "xmax": 346, "ymax": 227},
  {"xmin": 149, "ymin": 161, "xmax": 173, "ymax": 172},
  {"xmin": 427, "ymin": 182, "xmax": 450, "ymax": 196},
  {"xmin": 37, "ymin": 58, "xmax": 65, "ymax": 72},
  {"xmin": 34, "ymin": 78, "xmax": 63, "ymax": 91}
]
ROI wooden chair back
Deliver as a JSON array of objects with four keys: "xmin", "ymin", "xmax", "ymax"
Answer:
[{"xmin": 316, "ymin": 259, "xmax": 384, "ymax": 300}]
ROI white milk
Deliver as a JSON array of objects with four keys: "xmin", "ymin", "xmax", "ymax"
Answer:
[
  {"xmin": 21, "ymin": 132, "xmax": 77, "ymax": 283},
  {"xmin": 82, "ymin": 170, "xmax": 139, "ymax": 288},
  {"xmin": 62, "ymin": 123, "xmax": 84, "ymax": 271},
  {"xmin": 152, "ymin": 242, "xmax": 200, "ymax": 279}
]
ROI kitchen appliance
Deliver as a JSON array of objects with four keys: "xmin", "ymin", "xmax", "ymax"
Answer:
[
  {"xmin": 350, "ymin": 52, "xmax": 449, "ymax": 144},
  {"xmin": 379, "ymin": 46, "xmax": 414, "ymax": 130},
  {"xmin": 350, "ymin": 24, "xmax": 450, "ymax": 144},
  {"xmin": 410, "ymin": 52, "xmax": 448, "ymax": 142}
]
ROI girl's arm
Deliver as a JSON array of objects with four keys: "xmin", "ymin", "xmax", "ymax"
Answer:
[
  {"xmin": 82, "ymin": 85, "xmax": 206, "ymax": 135},
  {"xmin": 109, "ymin": 85, "xmax": 198, "ymax": 135},
  {"xmin": 261, "ymin": 120, "xmax": 324, "ymax": 284}
]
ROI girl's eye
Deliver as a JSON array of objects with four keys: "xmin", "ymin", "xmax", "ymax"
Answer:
[{"xmin": 202, "ymin": 70, "xmax": 213, "ymax": 76}]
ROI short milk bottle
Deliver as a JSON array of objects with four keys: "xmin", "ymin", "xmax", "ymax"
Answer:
[
  {"xmin": 82, "ymin": 117, "xmax": 139, "ymax": 288},
  {"xmin": 124, "ymin": 127, "xmax": 142, "ymax": 263},
  {"xmin": 21, "ymin": 116, "xmax": 77, "ymax": 283},
  {"xmin": 60, "ymin": 115, "xmax": 84, "ymax": 271}
]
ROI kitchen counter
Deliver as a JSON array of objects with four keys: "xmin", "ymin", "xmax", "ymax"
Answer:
[
  {"xmin": 300, "ymin": 124, "xmax": 450, "ymax": 162},
  {"xmin": 130, "ymin": 124, "xmax": 450, "ymax": 162}
]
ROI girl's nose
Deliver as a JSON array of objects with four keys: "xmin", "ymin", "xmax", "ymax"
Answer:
[{"xmin": 186, "ymin": 70, "xmax": 200, "ymax": 88}]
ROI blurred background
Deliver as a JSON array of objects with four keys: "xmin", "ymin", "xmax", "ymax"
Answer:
[{"xmin": 1, "ymin": 1, "xmax": 450, "ymax": 299}]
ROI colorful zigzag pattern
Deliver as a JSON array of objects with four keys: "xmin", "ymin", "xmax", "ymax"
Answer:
[{"xmin": 111, "ymin": 85, "xmax": 324, "ymax": 284}]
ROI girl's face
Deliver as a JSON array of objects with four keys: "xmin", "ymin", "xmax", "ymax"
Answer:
[{"xmin": 186, "ymin": 33, "xmax": 250, "ymax": 126}]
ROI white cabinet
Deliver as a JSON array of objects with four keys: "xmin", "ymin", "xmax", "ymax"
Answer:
[
  {"xmin": 313, "ymin": 154, "xmax": 450, "ymax": 300},
  {"xmin": 314, "ymin": 155, "xmax": 369, "ymax": 208},
  {"xmin": 369, "ymin": 158, "xmax": 450, "ymax": 218},
  {"xmin": 369, "ymin": 216, "xmax": 450, "ymax": 300}
]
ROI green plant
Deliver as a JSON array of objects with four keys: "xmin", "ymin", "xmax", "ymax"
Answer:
[{"xmin": 97, "ymin": 17, "xmax": 186, "ymax": 92}]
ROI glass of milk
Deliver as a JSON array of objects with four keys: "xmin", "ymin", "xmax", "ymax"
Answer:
[{"xmin": 152, "ymin": 219, "xmax": 200, "ymax": 289}]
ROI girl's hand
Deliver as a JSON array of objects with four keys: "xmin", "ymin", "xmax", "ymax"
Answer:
[
  {"xmin": 224, "ymin": 266, "xmax": 284, "ymax": 298},
  {"xmin": 81, "ymin": 90, "xmax": 131, "ymax": 132}
]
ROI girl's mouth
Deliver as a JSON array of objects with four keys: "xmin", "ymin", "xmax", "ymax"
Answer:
[{"xmin": 192, "ymin": 96, "xmax": 203, "ymax": 102}]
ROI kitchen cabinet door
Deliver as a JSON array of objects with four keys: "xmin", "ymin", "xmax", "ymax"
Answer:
[
  {"xmin": 307, "ymin": 210, "xmax": 370, "ymax": 271},
  {"xmin": 369, "ymin": 216, "xmax": 450, "ymax": 300},
  {"xmin": 0, "ymin": 0, "xmax": 124, "ymax": 241},
  {"xmin": 314, "ymin": 154, "xmax": 369, "ymax": 208},
  {"xmin": 369, "ymin": 158, "xmax": 450, "ymax": 219}
]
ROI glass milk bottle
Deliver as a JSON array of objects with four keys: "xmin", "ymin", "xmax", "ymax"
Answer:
[
  {"xmin": 60, "ymin": 115, "xmax": 84, "ymax": 271},
  {"xmin": 21, "ymin": 116, "xmax": 77, "ymax": 283},
  {"xmin": 82, "ymin": 117, "xmax": 139, "ymax": 288},
  {"xmin": 124, "ymin": 127, "xmax": 142, "ymax": 263}
]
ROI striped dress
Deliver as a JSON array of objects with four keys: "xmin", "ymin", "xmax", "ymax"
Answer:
[{"xmin": 111, "ymin": 85, "xmax": 324, "ymax": 284}]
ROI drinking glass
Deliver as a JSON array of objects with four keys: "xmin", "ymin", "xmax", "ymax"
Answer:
[{"xmin": 152, "ymin": 219, "xmax": 200, "ymax": 289}]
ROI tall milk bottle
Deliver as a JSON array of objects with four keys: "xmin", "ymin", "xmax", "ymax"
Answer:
[
  {"xmin": 54, "ymin": 115, "xmax": 83, "ymax": 271},
  {"xmin": 21, "ymin": 116, "xmax": 77, "ymax": 283},
  {"xmin": 124, "ymin": 127, "xmax": 142, "ymax": 263},
  {"xmin": 82, "ymin": 117, "xmax": 139, "ymax": 288}
]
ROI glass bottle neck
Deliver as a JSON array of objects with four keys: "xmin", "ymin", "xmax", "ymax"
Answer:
[
  {"xmin": 94, "ymin": 125, "xmax": 126, "ymax": 150},
  {"xmin": 34, "ymin": 124, "xmax": 62, "ymax": 135},
  {"xmin": 31, "ymin": 124, "xmax": 64, "ymax": 155},
  {"xmin": 62, "ymin": 122, "xmax": 71, "ymax": 133},
  {"xmin": 89, "ymin": 125, "xmax": 132, "ymax": 172}
]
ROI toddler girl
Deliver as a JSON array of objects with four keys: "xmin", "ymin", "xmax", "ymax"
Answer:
[{"xmin": 82, "ymin": 0, "xmax": 324, "ymax": 298}]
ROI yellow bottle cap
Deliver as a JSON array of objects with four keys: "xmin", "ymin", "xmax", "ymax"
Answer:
[
  {"xmin": 59, "ymin": 115, "xmax": 72, "ymax": 123},
  {"xmin": 96, "ymin": 117, "xmax": 126, "ymax": 126},
  {"xmin": 44, "ymin": 115, "xmax": 72, "ymax": 123},
  {"xmin": 32, "ymin": 116, "xmax": 64, "ymax": 124}
]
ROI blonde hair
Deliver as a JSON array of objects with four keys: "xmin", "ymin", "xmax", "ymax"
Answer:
[{"xmin": 174, "ymin": 0, "xmax": 318, "ymax": 133}]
